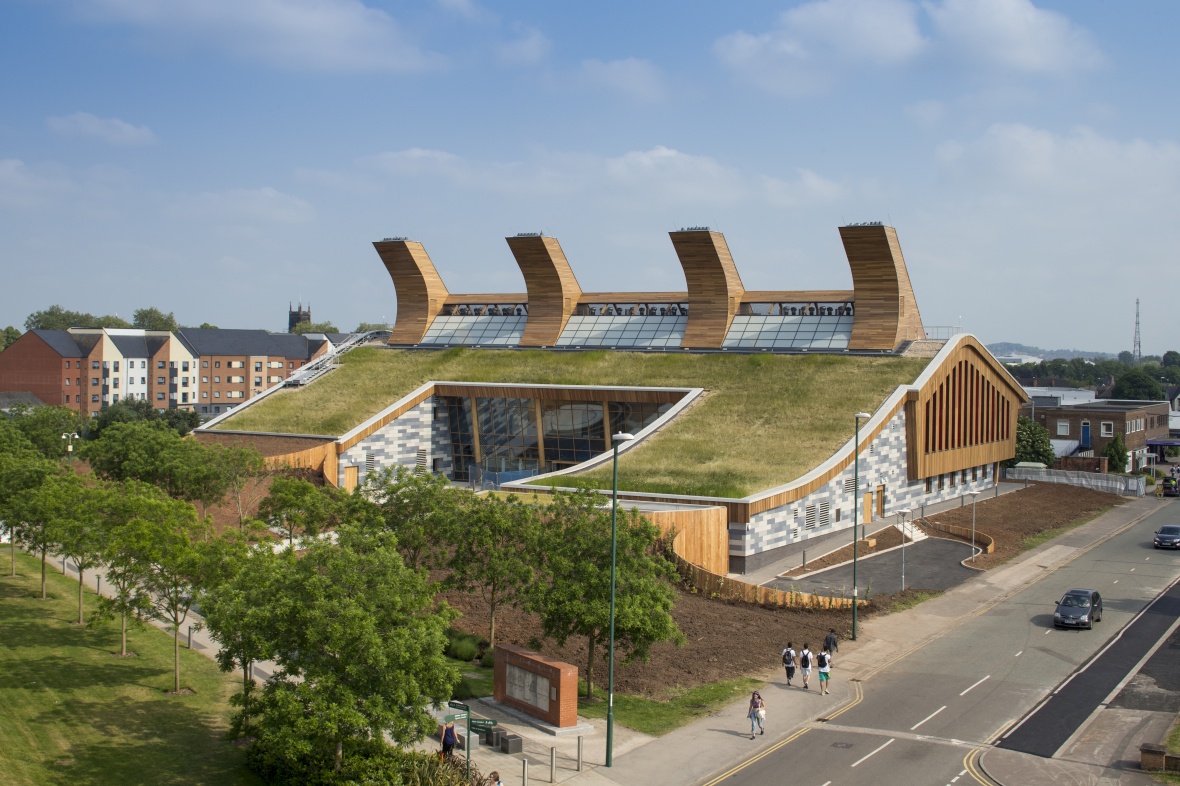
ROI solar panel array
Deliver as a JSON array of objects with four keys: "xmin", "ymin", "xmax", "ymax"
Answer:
[
  {"xmin": 419, "ymin": 316, "xmax": 526, "ymax": 346},
  {"xmin": 722, "ymin": 315, "xmax": 853, "ymax": 349},
  {"xmin": 554, "ymin": 316, "xmax": 687, "ymax": 348}
]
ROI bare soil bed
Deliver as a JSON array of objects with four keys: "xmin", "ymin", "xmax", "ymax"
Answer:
[{"xmin": 445, "ymin": 482, "xmax": 1125, "ymax": 696}]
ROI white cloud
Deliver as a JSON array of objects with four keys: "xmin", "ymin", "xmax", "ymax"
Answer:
[
  {"xmin": 435, "ymin": 0, "xmax": 490, "ymax": 23},
  {"xmin": 925, "ymin": 0, "xmax": 1103, "ymax": 76},
  {"xmin": 494, "ymin": 23, "xmax": 550, "ymax": 65},
  {"xmin": 0, "ymin": 159, "xmax": 79, "ymax": 209},
  {"xmin": 167, "ymin": 186, "xmax": 315, "ymax": 224},
  {"xmin": 47, "ymin": 111, "xmax": 156, "ymax": 146},
  {"xmin": 77, "ymin": 0, "xmax": 443, "ymax": 73},
  {"xmin": 715, "ymin": 0, "xmax": 926, "ymax": 96},
  {"xmin": 580, "ymin": 58, "xmax": 665, "ymax": 102},
  {"xmin": 761, "ymin": 169, "xmax": 843, "ymax": 207}
]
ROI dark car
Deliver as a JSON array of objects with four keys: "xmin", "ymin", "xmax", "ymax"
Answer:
[
  {"xmin": 1162, "ymin": 478, "xmax": 1179, "ymax": 498},
  {"xmin": 1054, "ymin": 589, "xmax": 1102, "ymax": 630},
  {"xmin": 1154, "ymin": 525, "xmax": 1180, "ymax": 549}
]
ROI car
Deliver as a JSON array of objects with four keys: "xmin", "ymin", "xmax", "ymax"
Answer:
[
  {"xmin": 1053, "ymin": 589, "xmax": 1102, "ymax": 630},
  {"xmin": 1154, "ymin": 525, "xmax": 1180, "ymax": 549},
  {"xmin": 1162, "ymin": 478, "xmax": 1179, "ymax": 498}
]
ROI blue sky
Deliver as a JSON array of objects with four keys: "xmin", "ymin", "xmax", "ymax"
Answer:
[{"xmin": 2, "ymin": 0, "xmax": 1177, "ymax": 354}]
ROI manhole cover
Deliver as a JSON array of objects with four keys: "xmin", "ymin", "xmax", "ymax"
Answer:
[{"xmin": 831, "ymin": 742, "xmax": 853, "ymax": 749}]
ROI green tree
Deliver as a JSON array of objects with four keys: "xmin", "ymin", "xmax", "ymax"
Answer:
[
  {"xmin": 527, "ymin": 490, "xmax": 683, "ymax": 698},
  {"xmin": 159, "ymin": 408, "xmax": 201, "ymax": 436},
  {"xmin": 1163, "ymin": 351, "xmax": 1180, "ymax": 369},
  {"xmin": 214, "ymin": 445, "xmax": 268, "ymax": 530},
  {"xmin": 8, "ymin": 473, "xmax": 82, "ymax": 599},
  {"xmin": 447, "ymin": 494, "xmax": 537, "ymax": 647},
  {"xmin": 24, "ymin": 305, "xmax": 130, "ymax": 330},
  {"xmin": 1111, "ymin": 367, "xmax": 1164, "ymax": 400},
  {"xmin": 251, "ymin": 526, "xmax": 458, "ymax": 775},
  {"xmin": 56, "ymin": 483, "xmax": 109, "ymax": 624},
  {"xmin": 1103, "ymin": 434, "xmax": 1128, "ymax": 473},
  {"xmin": 354, "ymin": 322, "xmax": 388, "ymax": 333},
  {"xmin": 91, "ymin": 398, "xmax": 201, "ymax": 438},
  {"xmin": 257, "ymin": 476, "xmax": 344, "ymax": 548},
  {"xmin": 0, "ymin": 436, "xmax": 59, "ymax": 577},
  {"xmin": 1117, "ymin": 350, "xmax": 1135, "ymax": 365},
  {"xmin": 362, "ymin": 466, "xmax": 465, "ymax": 570},
  {"xmin": 132, "ymin": 307, "xmax": 179, "ymax": 332},
  {"xmin": 6, "ymin": 403, "xmax": 87, "ymax": 459},
  {"xmin": 1005, "ymin": 415, "xmax": 1056, "ymax": 468},
  {"xmin": 83, "ymin": 420, "xmax": 182, "ymax": 486},
  {"xmin": 291, "ymin": 321, "xmax": 338, "ymax": 335},
  {"xmin": 0, "ymin": 325, "xmax": 20, "ymax": 350}
]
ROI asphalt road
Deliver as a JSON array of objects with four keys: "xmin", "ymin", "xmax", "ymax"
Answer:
[
  {"xmin": 718, "ymin": 501, "xmax": 1180, "ymax": 786},
  {"xmin": 765, "ymin": 537, "xmax": 978, "ymax": 596}
]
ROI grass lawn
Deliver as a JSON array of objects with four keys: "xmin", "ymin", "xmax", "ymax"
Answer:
[
  {"xmin": 448, "ymin": 658, "xmax": 495, "ymax": 700},
  {"xmin": 0, "ymin": 551, "xmax": 260, "ymax": 786},
  {"xmin": 576, "ymin": 676, "xmax": 762, "ymax": 737},
  {"xmin": 217, "ymin": 347, "xmax": 928, "ymax": 498}
]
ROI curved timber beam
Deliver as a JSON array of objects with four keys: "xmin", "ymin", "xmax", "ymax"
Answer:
[
  {"xmin": 669, "ymin": 229, "xmax": 745, "ymax": 348},
  {"xmin": 506, "ymin": 234, "xmax": 582, "ymax": 347},
  {"xmin": 373, "ymin": 239, "xmax": 450, "ymax": 345},
  {"xmin": 840, "ymin": 224, "xmax": 925, "ymax": 350}
]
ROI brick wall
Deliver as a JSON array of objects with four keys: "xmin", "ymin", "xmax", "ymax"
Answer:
[
  {"xmin": 493, "ymin": 644, "xmax": 578, "ymax": 728},
  {"xmin": 0, "ymin": 333, "xmax": 68, "ymax": 408}
]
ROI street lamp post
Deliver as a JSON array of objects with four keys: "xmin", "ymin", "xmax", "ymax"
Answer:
[
  {"xmin": 897, "ymin": 508, "xmax": 910, "ymax": 593},
  {"xmin": 61, "ymin": 431, "xmax": 79, "ymax": 461},
  {"xmin": 967, "ymin": 491, "xmax": 980, "ymax": 562},
  {"xmin": 606, "ymin": 431, "xmax": 634, "ymax": 768},
  {"xmin": 851, "ymin": 412, "xmax": 871, "ymax": 641}
]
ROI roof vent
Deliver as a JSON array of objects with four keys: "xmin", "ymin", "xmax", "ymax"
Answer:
[
  {"xmin": 680, "ymin": 226, "xmax": 711, "ymax": 232},
  {"xmin": 515, "ymin": 232, "xmax": 543, "ymax": 237},
  {"xmin": 382, "ymin": 236, "xmax": 408, "ymax": 241}
]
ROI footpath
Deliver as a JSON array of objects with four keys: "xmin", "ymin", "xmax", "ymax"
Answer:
[{"xmin": 15, "ymin": 491, "xmax": 1171, "ymax": 786}]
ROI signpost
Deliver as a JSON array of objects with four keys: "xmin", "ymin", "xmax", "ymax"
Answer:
[{"xmin": 447, "ymin": 701, "xmax": 472, "ymax": 781}]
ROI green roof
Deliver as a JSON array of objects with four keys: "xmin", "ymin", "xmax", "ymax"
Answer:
[{"xmin": 217, "ymin": 347, "xmax": 930, "ymax": 498}]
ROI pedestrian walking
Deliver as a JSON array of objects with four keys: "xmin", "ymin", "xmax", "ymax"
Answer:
[
  {"xmin": 486, "ymin": 772, "xmax": 502, "ymax": 786},
  {"xmin": 747, "ymin": 691, "xmax": 766, "ymax": 739},
  {"xmin": 817, "ymin": 646, "xmax": 833, "ymax": 694},
  {"xmin": 441, "ymin": 721, "xmax": 456, "ymax": 760},
  {"xmin": 824, "ymin": 628, "xmax": 839, "ymax": 654},
  {"xmin": 781, "ymin": 642, "xmax": 797, "ymax": 686},
  {"xmin": 799, "ymin": 644, "xmax": 813, "ymax": 690}
]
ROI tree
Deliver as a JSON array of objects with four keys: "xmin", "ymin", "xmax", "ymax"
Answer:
[
  {"xmin": 90, "ymin": 398, "xmax": 200, "ymax": 438},
  {"xmin": 354, "ymin": 322, "xmax": 387, "ymax": 333},
  {"xmin": 291, "ymin": 321, "xmax": 338, "ymax": 335},
  {"xmin": 1111, "ymin": 367, "xmax": 1164, "ymax": 400},
  {"xmin": 1163, "ymin": 351, "xmax": 1180, "ymax": 369},
  {"xmin": 526, "ymin": 490, "xmax": 682, "ymax": 698},
  {"xmin": 447, "ymin": 494, "xmax": 537, "ymax": 648},
  {"xmin": 250, "ymin": 526, "xmax": 458, "ymax": 775},
  {"xmin": 132, "ymin": 307, "xmax": 179, "ymax": 332},
  {"xmin": 24, "ymin": 305, "xmax": 130, "ymax": 330},
  {"xmin": 0, "ymin": 325, "xmax": 20, "ymax": 351},
  {"xmin": 1005, "ymin": 415, "xmax": 1056, "ymax": 468},
  {"xmin": 159, "ymin": 408, "xmax": 201, "ymax": 436},
  {"xmin": 83, "ymin": 420, "xmax": 183, "ymax": 486},
  {"xmin": 214, "ymin": 445, "xmax": 268, "ymax": 530},
  {"xmin": 0, "ymin": 435, "xmax": 59, "ymax": 577},
  {"xmin": 6, "ymin": 403, "xmax": 87, "ymax": 459},
  {"xmin": 56, "ymin": 483, "xmax": 109, "ymax": 624},
  {"xmin": 361, "ymin": 466, "xmax": 465, "ymax": 570},
  {"xmin": 1117, "ymin": 350, "xmax": 1135, "ymax": 365},
  {"xmin": 257, "ymin": 476, "xmax": 344, "ymax": 548},
  {"xmin": 8, "ymin": 473, "xmax": 82, "ymax": 599},
  {"xmin": 1103, "ymin": 434, "xmax": 1128, "ymax": 473}
]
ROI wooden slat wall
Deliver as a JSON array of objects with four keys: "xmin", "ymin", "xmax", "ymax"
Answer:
[
  {"xmin": 840, "ymin": 225, "xmax": 925, "ymax": 350},
  {"xmin": 675, "ymin": 560, "xmax": 864, "ymax": 609},
  {"xmin": 579, "ymin": 291, "xmax": 688, "ymax": 303},
  {"xmin": 740, "ymin": 290, "xmax": 855, "ymax": 303},
  {"xmin": 642, "ymin": 506, "xmax": 729, "ymax": 575},
  {"xmin": 506, "ymin": 235, "xmax": 582, "ymax": 347},
  {"xmin": 432, "ymin": 383, "xmax": 685, "ymax": 405},
  {"xmin": 264, "ymin": 442, "xmax": 334, "ymax": 474},
  {"xmin": 373, "ymin": 240, "xmax": 450, "ymax": 345},
  {"xmin": 670, "ymin": 230, "xmax": 745, "ymax": 348},
  {"xmin": 906, "ymin": 337, "xmax": 1026, "ymax": 479}
]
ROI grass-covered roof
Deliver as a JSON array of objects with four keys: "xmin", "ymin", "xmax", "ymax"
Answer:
[{"xmin": 217, "ymin": 347, "xmax": 930, "ymax": 497}]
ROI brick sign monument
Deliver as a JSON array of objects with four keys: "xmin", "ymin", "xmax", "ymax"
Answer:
[{"xmin": 493, "ymin": 644, "xmax": 578, "ymax": 728}]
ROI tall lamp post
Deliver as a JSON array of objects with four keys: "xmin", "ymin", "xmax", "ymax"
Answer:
[
  {"xmin": 606, "ymin": 431, "xmax": 634, "ymax": 768},
  {"xmin": 61, "ymin": 431, "xmax": 79, "ymax": 461},
  {"xmin": 851, "ymin": 412, "xmax": 871, "ymax": 641},
  {"xmin": 897, "ymin": 508, "xmax": 911, "ymax": 593},
  {"xmin": 967, "ymin": 491, "xmax": 980, "ymax": 562}
]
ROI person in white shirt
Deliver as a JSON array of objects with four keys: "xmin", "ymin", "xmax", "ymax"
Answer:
[
  {"xmin": 781, "ymin": 642, "xmax": 797, "ymax": 686},
  {"xmin": 799, "ymin": 644, "xmax": 813, "ymax": 690},
  {"xmin": 817, "ymin": 646, "xmax": 833, "ymax": 694}
]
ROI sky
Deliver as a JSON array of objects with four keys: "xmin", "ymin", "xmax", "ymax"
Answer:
[{"xmin": 1, "ymin": 0, "xmax": 1177, "ymax": 354}]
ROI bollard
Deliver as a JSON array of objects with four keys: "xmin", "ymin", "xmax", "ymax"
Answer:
[
  {"xmin": 522, "ymin": 758, "xmax": 528, "ymax": 786},
  {"xmin": 96, "ymin": 576, "xmax": 101, "ymax": 595},
  {"xmin": 802, "ymin": 549, "xmax": 806, "ymax": 569},
  {"xmin": 550, "ymin": 747, "xmax": 556, "ymax": 783},
  {"xmin": 62, "ymin": 556, "xmax": 66, "ymax": 573},
  {"xmin": 577, "ymin": 736, "xmax": 583, "ymax": 771},
  {"xmin": 187, "ymin": 626, "xmax": 192, "ymax": 649}
]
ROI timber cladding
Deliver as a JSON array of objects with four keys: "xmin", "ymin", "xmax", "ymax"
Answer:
[
  {"xmin": 669, "ymin": 230, "xmax": 745, "ymax": 348},
  {"xmin": 841, "ymin": 225, "xmax": 925, "ymax": 350},
  {"xmin": 641, "ymin": 506, "xmax": 729, "ymax": 575},
  {"xmin": 374, "ymin": 240, "xmax": 450, "ymax": 345},
  {"xmin": 905, "ymin": 337, "xmax": 1026, "ymax": 479},
  {"xmin": 506, "ymin": 235, "xmax": 582, "ymax": 346}
]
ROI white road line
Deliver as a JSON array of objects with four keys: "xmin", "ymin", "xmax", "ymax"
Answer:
[
  {"xmin": 1045, "ymin": 630, "xmax": 1052, "ymax": 635},
  {"xmin": 851, "ymin": 738, "xmax": 895, "ymax": 767},
  {"xmin": 1132, "ymin": 568, "xmax": 1137, "ymax": 571},
  {"xmin": 821, "ymin": 782, "xmax": 831, "ymax": 786},
  {"xmin": 961, "ymin": 675, "xmax": 990, "ymax": 695},
  {"xmin": 1114, "ymin": 580, "xmax": 1119, "ymax": 584},
  {"xmin": 1014, "ymin": 651, "xmax": 1023, "ymax": 658},
  {"xmin": 911, "ymin": 706, "xmax": 947, "ymax": 730}
]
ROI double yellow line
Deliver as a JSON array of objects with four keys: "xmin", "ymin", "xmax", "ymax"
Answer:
[
  {"xmin": 699, "ymin": 681, "xmax": 864, "ymax": 786},
  {"xmin": 963, "ymin": 747, "xmax": 998, "ymax": 785}
]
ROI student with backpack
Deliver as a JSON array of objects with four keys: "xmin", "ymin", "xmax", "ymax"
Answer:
[
  {"xmin": 817, "ymin": 646, "xmax": 833, "ymax": 694},
  {"xmin": 781, "ymin": 642, "xmax": 797, "ymax": 686},
  {"xmin": 799, "ymin": 644, "xmax": 813, "ymax": 690},
  {"xmin": 824, "ymin": 628, "xmax": 839, "ymax": 654}
]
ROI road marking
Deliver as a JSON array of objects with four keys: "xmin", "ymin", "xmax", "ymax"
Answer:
[
  {"xmin": 911, "ymin": 706, "xmax": 947, "ymax": 730},
  {"xmin": 823, "ymin": 679, "xmax": 863, "ymax": 722},
  {"xmin": 961, "ymin": 675, "xmax": 990, "ymax": 695},
  {"xmin": 850, "ymin": 738, "xmax": 894, "ymax": 767},
  {"xmin": 821, "ymin": 782, "xmax": 831, "ymax": 786},
  {"xmin": 1045, "ymin": 630, "xmax": 1052, "ymax": 635},
  {"xmin": 963, "ymin": 748, "xmax": 997, "ymax": 785},
  {"xmin": 699, "ymin": 726, "xmax": 812, "ymax": 786},
  {"xmin": 1132, "ymin": 567, "xmax": 1136, "ymax": 571},
  {"xmin": 1114, "ymin": 580, "xmax": 1118, "ymax": 584},
  {"xmin": 1014, "ymin": 651, "xmax": 1023, "ymax": 657}
]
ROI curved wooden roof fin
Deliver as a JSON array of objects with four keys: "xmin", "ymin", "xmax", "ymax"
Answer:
[
  {"xmin": 669, "ymin": 229, "xmax": 745, "ymax": 349},
  {"xmin": 373, "ymin": 239, "xmax": 450, "ymax": 345},
  {"xmin": 505, "ymin": 234, "xmax": 582, "ymax": 347},
  {"xmin": 840, "ymin": 224, "xmax": 924, "ymax": 350}
]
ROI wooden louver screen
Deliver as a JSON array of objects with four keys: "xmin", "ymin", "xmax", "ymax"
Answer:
[{"xmin": 923, "ymin": 358, "xmax": 1011, "ymax": 455}]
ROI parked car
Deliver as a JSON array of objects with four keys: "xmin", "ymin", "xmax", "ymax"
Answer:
[
  {"xmin": 1154, "ymin": 524, "xmax": 1180, "ymax": 549},
  {"xmin": 1054, "ymin": 589, "xmax": 1103, "ymax": 630}
]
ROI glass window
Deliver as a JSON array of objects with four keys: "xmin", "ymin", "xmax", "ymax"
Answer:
[
  {"xmin": 1101, "ymin": 421, "xmax": 1114, "ymax": 437},
  {"xmin": 1056, "ymin": 420, "xmax": 1069, "ymax": 436}
]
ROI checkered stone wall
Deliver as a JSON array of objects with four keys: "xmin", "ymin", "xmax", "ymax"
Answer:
[
  {"xmin": 337, "ymin": 399, "xmax": 435, "ymax": 486},
  {"xmin": 431, "ymin": 400, "xmax": 453, "ymax": 478},
  {"xmin": 731, "ymin": 407, "xmax": 997, "ymax": 573}
]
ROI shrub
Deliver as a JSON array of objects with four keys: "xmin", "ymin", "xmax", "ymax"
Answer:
[
  {"xmin": 480, "ymin": 647, "xmax": 495, "ymax": 669},
  {"xmin": 445, "ymin": 629, "xmax": 482, "ymax": 662}
]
